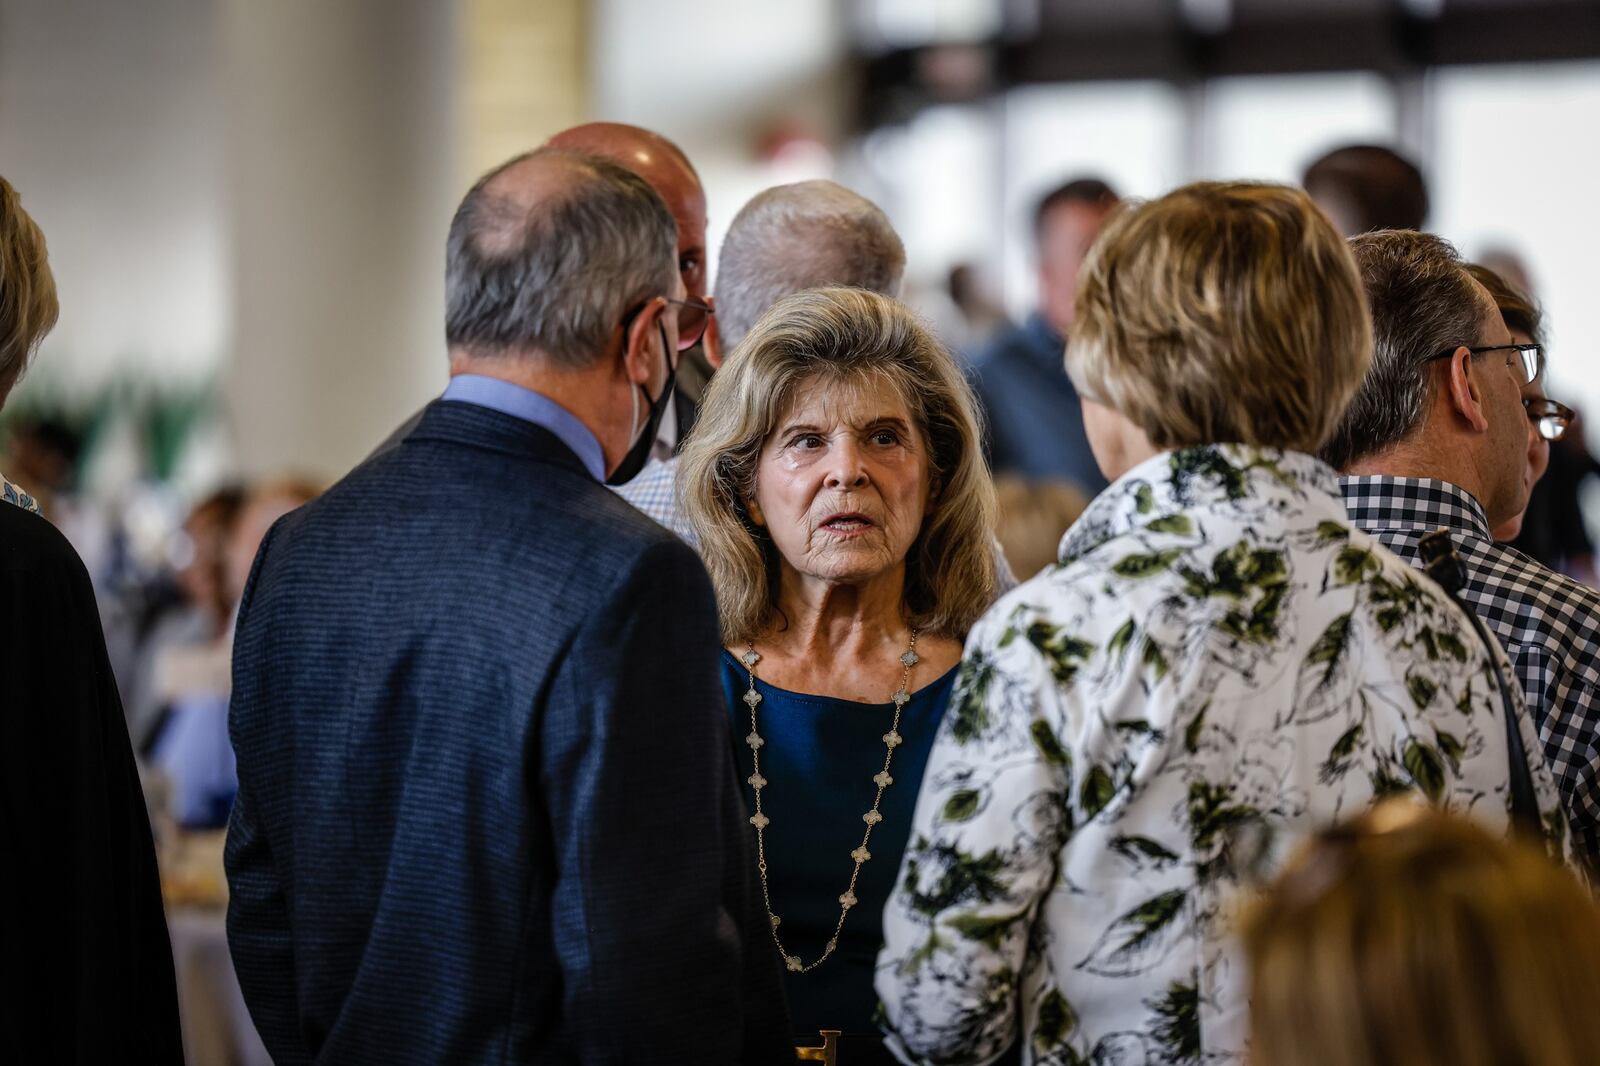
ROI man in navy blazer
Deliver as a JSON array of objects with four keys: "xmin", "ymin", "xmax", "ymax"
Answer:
[{"xmin": 225, "ymin": 148, "xmax": 793, "ymax": 1064}]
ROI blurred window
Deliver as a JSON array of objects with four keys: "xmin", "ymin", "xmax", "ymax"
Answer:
[
  {"xmin": 1202, "ymin": 71, "xmax": 1397, "ymax": 183},
  {"xmin": 1432, "ymin": 61, "xmax": 1600, "ymax": 430}
]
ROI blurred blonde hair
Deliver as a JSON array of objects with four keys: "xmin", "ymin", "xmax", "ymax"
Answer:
[
  {"xmin": 679, "ymin": 286, "xmax": 998, "ymax": 643},
  {"xmin": 1070, "ymin": 181, "xmax": 1372, "ymax": 453},
  {"xmin": 0, "ymin": 176, "xmax": 59, "ymax": 401},
  {"xmin": 1243, "ymin": 802, "xmax": 1600, "ymax": 1066}
]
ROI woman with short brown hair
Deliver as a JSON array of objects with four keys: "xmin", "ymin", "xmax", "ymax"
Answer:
[{"xmin": 875, "ymin": 182, "xmax": 1564, "ymax": 1065}]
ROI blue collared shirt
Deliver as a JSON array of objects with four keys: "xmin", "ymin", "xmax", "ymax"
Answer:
[
  {"xmin": 969, "ymin": 312, "xmax": 1107, "ymax": 494},
  {"xmin": 442, "ymin": 374, "xmax": 606, "ymax": 481}
]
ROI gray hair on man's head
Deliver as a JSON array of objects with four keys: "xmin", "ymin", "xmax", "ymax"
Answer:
[
  {"xmin": 1320, "ymin": 230, "xmax": 1493, "ymax": 470},
  {"xmin": 445, "ymin": 147, "xmax": 677, "ymax": 368},
  {"xmin": 714, "ymin": 180, "xmax": 905, "ymax": 352}
]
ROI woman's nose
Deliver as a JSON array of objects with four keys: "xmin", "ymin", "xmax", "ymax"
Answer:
[{"xmin": 824, "ymin": 441, "xmax": 869, "ymax": 489}]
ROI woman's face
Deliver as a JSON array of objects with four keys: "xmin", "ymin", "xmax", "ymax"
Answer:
[{"xmin": 750, "ymin": 373, "xmax": 933, "ymax": 589}]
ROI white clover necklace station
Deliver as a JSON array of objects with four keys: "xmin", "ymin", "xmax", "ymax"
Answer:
[{"xmin": 740, "ymin": 629, "xmax": 921, "ymax": 974}]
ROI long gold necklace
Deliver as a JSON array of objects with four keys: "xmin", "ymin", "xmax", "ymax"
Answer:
[{"xmin": 740, "ymin": 629, "xmax": 920, "ymax": 973}]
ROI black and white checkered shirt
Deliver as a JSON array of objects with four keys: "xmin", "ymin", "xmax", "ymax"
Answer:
[{"xmin": 1343, "ymin": 475, "xmax": 1600, "ymax": 863}]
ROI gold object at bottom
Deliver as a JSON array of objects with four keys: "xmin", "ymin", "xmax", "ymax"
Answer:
[{"xmin": 796, "ymin": 1029, "xmax": 841, "ymax": 1064}]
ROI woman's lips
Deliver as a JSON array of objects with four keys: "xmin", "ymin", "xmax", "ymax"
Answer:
[{"xmin": 819, "ymin": 512, "xmax": 876, "ymax": 537}]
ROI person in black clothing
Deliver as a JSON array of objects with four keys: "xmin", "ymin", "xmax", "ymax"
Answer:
[{"xmin": 0, "ymin": 174, "xmax": 183, "ymax": 1062}]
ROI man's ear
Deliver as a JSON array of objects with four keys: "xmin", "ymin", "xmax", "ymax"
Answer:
[
  {"xmin": 1443, "ymin": 346, "xmax": 1491, "ymax": 433},
  {"xmin": 622, "ymin": 296, "xmax": 667, "ymax": 386},
  {"xmin": 702, "ymin": 295, "xmax": 723, "ymax": 369}
]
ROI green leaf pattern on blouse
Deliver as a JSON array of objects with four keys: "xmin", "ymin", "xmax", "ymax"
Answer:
[{"xmin": 876, "ymin": 445, "xmax": 1567, "ymax": 1066}]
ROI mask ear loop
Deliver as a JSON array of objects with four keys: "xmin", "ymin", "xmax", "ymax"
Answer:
[{"xmin": 628, "ymin": 378, "xmax": 642, "ymax": 443}]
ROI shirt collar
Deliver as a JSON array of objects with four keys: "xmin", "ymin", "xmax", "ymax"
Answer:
[
  {"xmin": 1059, "ymin": 444, "xmax": 1342, "ymax": 566},
  {"xmin": 441, "ymin": 374, "xmax": 606, "ymax": 481},
  {"xmin": 1338, "ymin": 475, "xmax": 1493, "ymax": 541}
]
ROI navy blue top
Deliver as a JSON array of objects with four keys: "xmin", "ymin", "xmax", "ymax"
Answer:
[
  {"xmin": 969, "ymin": 311, "xmax": 1109, "ymax": 495},
  {"xmin": 721, "ymin": 650, "xmax": 958, "ymax": 1042}
]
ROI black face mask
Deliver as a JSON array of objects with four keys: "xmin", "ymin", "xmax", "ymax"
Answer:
[{"xmin": 605, "ymin": 323, "xmax": 678, "ymax": 486}]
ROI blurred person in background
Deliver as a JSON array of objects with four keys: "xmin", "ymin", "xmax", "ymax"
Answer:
[
  {"xmin": 126, "ymin": 484, "xmax": 246, "ymax": 753},
  {"xmin": 876, "ymin": 183, "xmax": 1562, "ymax": 1066},
  {"xmin": 0, "ymin": 413, "xmax": 81, "ymax": 521},
  {"xmin": 679, "ymin": 286, "xmax": 999, "ymax": 1062},
  {"xmin": 969, "ymin": 177, "xmax": 1118, "ymax": 495},
  {"xmin": 945, "ymin": 263, "xmax": 1009, "ymax": 351},
  {"xmin": 227, "ymin": 148, "xmax": 791, "ymax": 1064},
  {"xmin": 1327, "ymin": 231, "xmax": 1600, "ymax": 869},
  {"xmin": 992, "ymin": 475, "xmax": 1088, "ymax": 582},
  {"xmin": 1245, "ymin": 801, "xmax": 1600, "ymax": 1066},
  {"xmin": 0, "ymin": 174, "xmax": 182, "ymax": 1061},
  {"xmin": 1301, "ymin": 143, "xmax": 1429, "ymax": 236},
  {"xmin": 149, "ymin": 479, "xmax": 318, "ymax": 830},
  {"xmin": 1530, "ymin": 406, "xmax": 1600, "ymax": 587},
  {"xmin": 907, "ymin": 261, "xmax": 1010, "ymax": 361},
  {"xmin": 1465, "ymin": 262, "xmax": 1600, "ymax": 584}
]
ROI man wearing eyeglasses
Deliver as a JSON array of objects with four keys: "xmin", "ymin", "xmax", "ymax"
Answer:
[
  {"xmin": 1466, "ymin": 263, "xmax": 1594, "ymax": 582},
  {"xmin": 1323, "ymin": 230, "xmax": 1600, "ymax": 869}
]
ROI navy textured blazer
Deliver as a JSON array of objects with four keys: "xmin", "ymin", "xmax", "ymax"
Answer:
[{"xmin": 226, "ymin": 399, "xmax": 793, "ymax": 1065}]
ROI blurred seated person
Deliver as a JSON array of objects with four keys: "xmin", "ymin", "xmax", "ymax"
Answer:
[
  {"xmin": 679, "ymin": 286, "xmax": 999, "ymax": 1061},
  {"xmin": 876, "ymin": 182, "xmax": 1564, "ymax": 1065},
  {"xmin": 1301, "ymin": 143, "xmax": 1428, "ymax": 236},
  {"xmin": 127, "ymin": 484, "xmax": 246, "ymax": 753},
  {"xmin": 0, "ymin": 173, "xmax": 182, "ymax": 1061},
  {"xmin": 1246, "ymin": 801, "xmax": 1600, "ymax": 1066},
  {"xmin": 993, "ymin": 475, "xmax": 1087, "ymax": 582},
  {"xmin": 969, "ymin": 177, "xmax": 1117, "ymax": 494},
  {"xmin": 151, "ymin": 478, "xmax": 318, "ymax": 829}
]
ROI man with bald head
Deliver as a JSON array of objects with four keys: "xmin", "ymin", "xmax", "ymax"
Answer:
[
  {"xmin": 373, "ymin": 122, "xmax": 717, "ymax": 462},
  {"xmin": 227, "ymin": 148, "xmax": 792, "ymax": 1064}
]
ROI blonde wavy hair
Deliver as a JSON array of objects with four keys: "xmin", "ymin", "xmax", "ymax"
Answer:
[
  {"xmin": 1069, "ymin": 181, "xmax": 1372, "ymax": 453},
  {"xmin": 0, "ymin": 176, "xmax": 59, "ymax": 403},
  {"xmin": 679, "ymin": 286, "xmax": 998, "ymax": 643},
  {"xmin": 1244, "ymin": 802, "xmax": 1600, "ymax": 1066}
]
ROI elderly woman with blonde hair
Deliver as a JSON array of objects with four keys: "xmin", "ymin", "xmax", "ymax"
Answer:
[
  {"xmin": 1246, "ymin": 801, "xmax": 1600, "ymax": 1066},
  {"xmin": 679, "ymin": 285, "xmax": 999, "ymax": 1059},
  {"xmin": 874, "ymin": 182, "xmax": 1565, "ymax": 1065}
]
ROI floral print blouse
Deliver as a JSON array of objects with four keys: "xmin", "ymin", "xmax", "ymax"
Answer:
[
  {"xmin": 876, "ymin": 445, "xmax": 1565, "ymax": 1066},
  {"xmin": 2, "ymin": 473, "xmax": 40, "ymax": 514}
]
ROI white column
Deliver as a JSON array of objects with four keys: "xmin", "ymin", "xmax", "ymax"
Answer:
[{"xmin": 220, "ymin": 0, "xmax": 461, "ymax": 480}]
